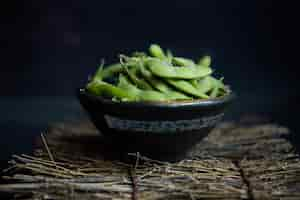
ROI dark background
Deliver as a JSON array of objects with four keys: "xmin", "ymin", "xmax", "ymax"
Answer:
[{"xmin": 1, "ymin": 0, "xmax": 299, "ymax": 170}]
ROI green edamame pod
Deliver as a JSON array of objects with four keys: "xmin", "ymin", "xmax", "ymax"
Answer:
[
  {"xmin": 210, "ymin": 77, "xmax": 225, "ymax": 98},
  {"xmin": 172, "ymin": 57, "xmax": 195, "ymax": 67},
  {"xmin": 117, "ymin": 74, "xmax": 140, "ymax": 100},
  {"xmin": 195, "ymin": 76, "xmax": 215, "ymax": 93},
  {"xmin": 166, "ymin": 49, "xmax": 173, "ymax": 64},
  {"xmin": 124, "ymin": 67, "xmax": 153, "ymax": 90},
  {"xmin": 198, "ymin": 55, "xmax": 211, "ymax": 68},
  {"xmin": 149, "ymin": 44, "xmax": 166, "ymax": 59},
  {"xmin": 86, "ymin": 44, "xmax": 229, "ymax": 101},
  {"xmin": 87, "ymin": 80, "xmax": 135, "ymax": 101},
  {"xmin": 167, "ymin": 79, "xmax": 209, "ymax": 99},
  {"xmin": 139, "ymin": 65, "xmax": 191, "ymax": 100},
  {"xmin": 147, "ymin": 59, "xmax": 212, "ymax": 79},
  {"xmin": 118, "ymin": 74, "xmax": 168, "ymax": 101},
  {"xmin": 190, "ymin": 79, "xmax": 198, "ymax": 88},
  {"xmin": 93, "ymin": 63, "xmax": 123, "ymax": 81},
  {"xmin": 139, "ymin": 65, "xmax": 169, "ymax": 92},
  {"xmin": 210, "ymin": 84, "xmax": 219, "ymax": 98},
  {"xmin": 119, "ymin": 55, "xmax": 142, "ymax": 69},
  {"xmin": 165, "ymin": 90, "xmax": 193, "ymax": 100}
]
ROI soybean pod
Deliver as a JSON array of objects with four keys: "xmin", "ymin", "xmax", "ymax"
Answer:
[
  {"xmin": 139, "ymin": 65, "xmax": 192, "ymax": 100},
  {"xmin": 85, "ymin": 43, "xmax": 228, "ymax": 102},
  {"xmin": 149, "ymin": 44, "xmax": 166, "ymax": 59},
  {"xmin": 118, "ymin": 74, "xmax": 169, "ymax": 101},
  {"xmin": 93, "ymin": 63, "xmax": 123, "ymax": 81},
  {"xmin": 195, "ymin": 76, "xmax": 215, "ymax": 93},
  {"xmin": 86, "ymin": 80, "xmax": 135, "ymax": 101},
  {"xmin": 124, "ymin": 67, "xmax": 153, "ymax": 90},
  {"xmin": 198, "ymin": 55, "xmax": 211, "ymax": 68},
  {"xmin": 172, "ymin": 57, "xmax": 196, "ymax": 67},
  {"xmin": 167, "ymin": 79, "xmax": 209, "ymax": 99},
  {"xmin": 210, "ymin": 77, "xmax": 225, "ymax": 98},
  {"xmin": 147, "ymin": 59, "xmax": 212, "ymax": 79}
]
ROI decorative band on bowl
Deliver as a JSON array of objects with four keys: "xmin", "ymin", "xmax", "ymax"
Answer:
[{"xmin": 104, "ymin": 113, "xmax": 224, "ymax": 133}]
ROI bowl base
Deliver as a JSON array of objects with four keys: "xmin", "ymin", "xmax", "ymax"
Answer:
[{"xmin": 101, "ymin": 128, "xmax": 212, "ymax": 162}]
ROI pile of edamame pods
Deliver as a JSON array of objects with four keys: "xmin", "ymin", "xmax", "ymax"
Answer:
[{"xmin": 86, "ymin": 44, "xmax": 229, "ymax": 102}]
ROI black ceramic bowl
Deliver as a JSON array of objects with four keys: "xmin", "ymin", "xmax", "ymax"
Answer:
[{"xmin": 78, "ymin": 89, "xmax": 234, "ymax": 161}]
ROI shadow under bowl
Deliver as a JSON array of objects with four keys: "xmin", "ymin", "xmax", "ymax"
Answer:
[{"xmin": 77, "ymin": 89, "xmax": 235, "ymax": 162}]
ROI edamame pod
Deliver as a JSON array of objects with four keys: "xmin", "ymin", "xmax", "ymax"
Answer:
[
  {"xmin": 93, "ymin": 63, "xmax": 123, "ymax": 81},
  {"xmin": 210, "ymin": 84, "xmax": 219, "ymax": 98},
  {"xmin": 87, "ymin": 80, "xmax": 135, "ymax": 101},
  {"xmin": 198, "ymin": 55, "xmax": 211, "ymax": 68},
  {"xmin": 167, "ymin": 79, "xmax": 209, "ymax": 99},
  {"xmin": 149, "ymin": 44, "xmax": 166, "ymax": 59},
  {"xmin": 210, "ymin": 77, "xmax": 225, "ymax": 98},
  {"xmin": 165, "ymin": 90, "xmax": 193, "ymax": 100},
  {"xmin": 85, "ymin": 44, "xmax": 229, "ymax": 102},
  {"xmin": 172, "ymin": 57, "xmax": 195, "ymax": 67},
  {"xmin": 166, "ymin": 49, "xmax": 173, "ymax": 64},
  {"xmin": 125, "ymin": 67, "xmax": 153, "ymax": 90},
  {"xmin": 147, "ymin": 59, "xmax": 212, "ymax": 79},
  {"xmin": 139, "ymin": 65, "xmax": 191, "ymax": 100},
  {"xmin": 195, "ymin": 76, "xmax": 215, "ymax": 93},
  {"xmin": 139, "ymin": 65, "xmax": 169, "ymax": 92},
  {"xmin": 118, "ymin": 74, "xmax": 168, "ymax": 101},
  {"xmin": 190, "ymin": 79, "xmax": 198, "ymax": 88}
]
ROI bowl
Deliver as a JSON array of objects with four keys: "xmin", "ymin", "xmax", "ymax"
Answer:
[{"xmin": 77, "ymin": 88, "xmax": 235, "ymax": 161}]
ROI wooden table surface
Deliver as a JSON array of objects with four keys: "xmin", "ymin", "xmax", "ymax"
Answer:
[{"xmin": 1, "ymin": 116, "xmax": 299, "ymax": 199}]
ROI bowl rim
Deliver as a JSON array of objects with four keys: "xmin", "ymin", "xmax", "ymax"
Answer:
[{"xmin": 78, "ymin": 88, "xmax": 235, "ymax": 108}]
